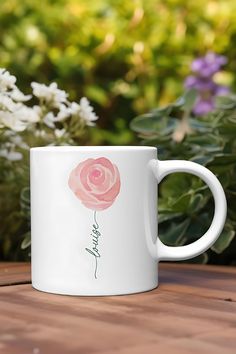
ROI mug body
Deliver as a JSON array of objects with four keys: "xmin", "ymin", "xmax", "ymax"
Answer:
[{"xmin": 30, "ymin": 146, "xmax": 158, "ymax": 295}]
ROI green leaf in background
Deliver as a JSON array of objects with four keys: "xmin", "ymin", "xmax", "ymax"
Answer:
[
  {"xmin": 211, "ymin": 228, "xmax": 235, "ymax": 254},
  {"xmin": 130, "ymin": 114, "xmax": 177, "ymax": 136},
  {"xmin": 215, "ymin": 96, "xmax": 236, "ymax": 110},
  {"xmin": 20, "ymin": 187, "xmax": 30, "ymax": 220},
  {"xmin": 189, "ymin": 118, "xmax": 213, "ymax": 133},
  {"xmin": 209, "ymin": 154, "xmax": 236, "ymax": 166},
  {"xmin": 184, "ymin": 253, "xmax": 208, "ymax": 264},
  {"xmin": 190, "ymin": 155, "xmax": 215, "ymax": 166},
  {"xmin": 130, "ymin": 114, "xmax": 161, "ymax": 134},
  {"xmin": 187, "ymin": 134, "xmax": 223, "ymax": 149},
  {"xmin": 21, "ymin": 231, "xmax": 31, "ymax": 250},
  {"xmin": 182, "ymin": 89, "xmax": 198, "ymax": 111},
  {"xmin": 158, "ymin": 212, "xmax": 182, "ymax": 223},
  {"xmin": 159, "ymin": 218, "xmax": 191, "ymax": 246},
  {"xmin": 170, "ymin": 193, "xmax": 192, "ymax": 213},
  {"xmin": 160, "ymin": 173, "xmax": 192, "ymax": 199},
  {"xmin": 188, "ymin": 194, "xmax": 206, "ymax": 214},
  {"xmin": 218, "ymin": 123, "xmax": 236, "ymax": 136}
]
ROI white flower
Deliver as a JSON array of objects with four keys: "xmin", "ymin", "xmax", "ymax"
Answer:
[
  {"xmin": 56, "ymin": 104, "xmax": 71, "ymax": 122},
  {"xmin": 15, "ymin": 106, "xmax": 40, "ymax": 123},
  {"xmin": 35, "ymin": 129, "xmax": 47, "ymax": 138},
  {"xmin": 55, "ymin": 128, "xmax": 66, "ymax": 138},
  {"xmin": 43, "ymin": 104, "xmax": 71, "ymax": 128},
  {"xmin": 43, "ymin": 112, "xmax": 56, "ymax": 128},
  {"xmin": 0, "ymin": 148, "xmax": 23, "ymax": 161},
  {"xmin": 0, "ymin": 95, "xmax": 18, "ymax": 111},
  {"xmin": 32, "ymin": 105, "xmax": 43, "ymax": 117},
  {"xmin": 9, "ymin": 134, "xmax": 29, "ymax": 149},
  {"xmin": 31, "ymin": 82, "xmax": 68, "ymax": 108},
  {"xmin": 70, "ymin": 101, "xmax": 80, "ymax": 115},
  {"xmin": 0, "ymin": 68, "xmax": 16, "ymax": 91},
  {"xmin": 78, "ymin": 97, "xmax": 98, "ymax": 126},
  {"xmin": 0, "ymin": 106, "xmax": 40, "ymax": 132},
  {"xmin": 0, "ymin": 111, "xmax": 27, "ymax": 131},
  {"xmin": 67, "ymin": 98, "xmax": 98, "ymax": 126},
  {"xmin": 10, "ymin": 87, "xmax": 31, "ymax": 102}
]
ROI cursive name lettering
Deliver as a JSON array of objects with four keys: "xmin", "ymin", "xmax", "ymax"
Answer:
[{"xmin": 85, "ymin": 212, "xmax": 101, "ymax": 278}]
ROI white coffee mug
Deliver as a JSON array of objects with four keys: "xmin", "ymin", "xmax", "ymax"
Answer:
[{"xmin": 30, "ymin": 146, "xmax": 227, "ymax": 296}]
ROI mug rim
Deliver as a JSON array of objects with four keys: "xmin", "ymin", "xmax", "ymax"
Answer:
[{"xmin": 30, "ymin": 146, "xmax": 157, "ymax": 152}]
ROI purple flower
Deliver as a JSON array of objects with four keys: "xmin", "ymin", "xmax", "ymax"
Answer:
[
  {"xmin": 193, "ymin": 97, "xmax": 215, "ymax": 115},
  {"xmin": 184, "ymin": 52, "xmax": 229, "ymax": 115},
  {"xmin": 191, "ymin": 52, "xmax": 227, "ymax": 78},
  {"xmin": 215, "ymin": 85, "xmax": 230, "ymax": 96},
  {"xmin": 185, "ymin": 76, "xmax": 216, "ymax": 91}
]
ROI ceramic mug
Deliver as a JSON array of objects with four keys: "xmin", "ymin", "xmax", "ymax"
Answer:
[{"xmin": 30, "ymin": 146, "xmax": 227, "ymax": 296}]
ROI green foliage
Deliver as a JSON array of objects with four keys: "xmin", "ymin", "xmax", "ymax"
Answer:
[
  {"xmin": 0, "ymin": 157, "xmax": 30, "ymax": 260},
  {"xmin": 1, "ymin": 1, "xmax": 236, "ymax": 261},
  {"xmin": 1, "ymin": 0, "xmax": 236, "ymax": 145},
  {"xmin": 131, "ymin": 93, "xmax": 236, "ymax": 264}
]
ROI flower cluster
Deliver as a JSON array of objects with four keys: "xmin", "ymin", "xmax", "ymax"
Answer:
[
  {"xmin": 0, "ymin": 69, "xmax": 39, "ymax": 132},
  {"xmin": 0, "ymin": 68, "xmax": 98, "ymax": 160},
  {"xmin": 185, "ymin": 52, "xmax": 229, "ymax": 115}
]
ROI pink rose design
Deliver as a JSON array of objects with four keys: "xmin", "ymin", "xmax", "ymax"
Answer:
[{"xmin": 68, "ymin": 157, "xmax": 120, "ymax": 211}]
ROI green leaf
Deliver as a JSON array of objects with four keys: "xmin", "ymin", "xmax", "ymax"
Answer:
[
  {"xmin": 158, "ymin": 212, "xmax": 182, "ymax": 223},
  {"xmin": 20, "ymin": 187, "xmax": 31, "ymax": 219},
  {"xmin": 159, "ymin": 218, "xmax": 191, "ymax": 246},
  {"xmin": 20, "ymin": 187, "xmax": 30, "ymax": 203},
  {"xmin": 170, "ymin": 193, "xmax": 192, "ymax": 213},
  {"xmin": 130, "ymin": 114, "xmax": 161, "ymax": 134},
  {"xmin": 209, "ymin": 154, "xmax": 236, "ymax": 166},
  {"xmin": 183, "ymin": 89, "xmax": 198, "ymax": 111},
  {"xmin": 130, "ymin": 114, "xmax": 176, "ymax": 136},
  {"xmin": 185, "ymin": 213, "xmax": 211, "ymax": 241},
  {"xmin": 189, "ymin": 118, "xmax": 212, "ymax": 133},
  {"xmin": 215, "ymin": 95, "xmax": 236, "ymax": 109},
  {"xmin": 160, "ymin": 173, "xmax": 192, "ymax": 199},
  {"xmin": 21, "ymin": 232, "xmax": 31, "ymax": 250},
  {"xmin": 151, "ymin": 105, "xmax": 172, "ymax": 115},
  {"xmin": 218, "ymin": 123, "xmax": 236, "ymax": 136},
  {"xmin": 188, "ymin": 194, "xmax": 205, "ymax": 213},
  {"xmin": 187, "ymin": 134, "xmax": 221, "ymax": 147},
  {"xmin": 211, "ymin": 229, "xmax": 235, "ymax": 254},
  {"xmin": 183, "ymin": 253, "xmax": 208, "ymax": 264},
  {"xmin": 190, "ymin": 155, "xmax": 215, "ymax": 166},
  {"xmin": 173, "ymin": 96, "xmax": 185, "ymax": 107}
]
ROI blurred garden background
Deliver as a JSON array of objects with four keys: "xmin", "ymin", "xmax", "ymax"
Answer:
[{"xmin": 0, "ymin": 0, "xmax": 236, "ymax": 264}]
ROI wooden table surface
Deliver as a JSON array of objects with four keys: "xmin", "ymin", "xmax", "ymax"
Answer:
[{"xmin": 0, "ymin": 263, "xmax": 235, "ymax": 354}]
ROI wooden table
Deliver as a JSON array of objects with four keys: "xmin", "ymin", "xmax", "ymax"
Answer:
[{"xmin": 0, "ymin": 263, "xmax": 236, "ymax": 354}]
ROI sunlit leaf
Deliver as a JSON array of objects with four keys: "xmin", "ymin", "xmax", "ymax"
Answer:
[{"xmin": 21, "ymin": 232, "xmax": 31, "ymax": 250}]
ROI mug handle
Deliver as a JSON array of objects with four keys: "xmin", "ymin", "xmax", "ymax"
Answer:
[{"xmin": 146, "ymin": 159, "xmax": 227, "ymax": 261}]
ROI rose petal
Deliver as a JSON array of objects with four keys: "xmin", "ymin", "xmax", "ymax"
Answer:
[
  {"xmin": 68, "ymin": 167, "xmax": 99, "ymax": 204},
  {"xmin": 79, "ymin": 158, "xmax": 96, "ymax": 191},
  {"xmin": 95, "ymin": 157, "xmax": 115, "ymax": 175},
  {"xmin": 87, "ymin": 165, "xmax": 106, "ymax": 186},
  {"xmin": 94, "ymin": 165, "xmax": 120, "ymax": 202},
  {"xmin": 87, "ymin": 167, "xmax": 113, "ymax": 194},
  {"xmin": 74, "ymin": 186, "xmax": 99, "ymax": 204}
]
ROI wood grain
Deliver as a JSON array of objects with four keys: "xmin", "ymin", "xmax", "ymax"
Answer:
[
  {"xmin": 0, "ymin": 263, "xmax": 30, "ymax": 286},
  {"xmin": 160, "ymin": 263, "xmax": 236, "ymax": 301},
  {"xmin": 0, "ymin": 263, "xmax": 235, "ymax": 354}
]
